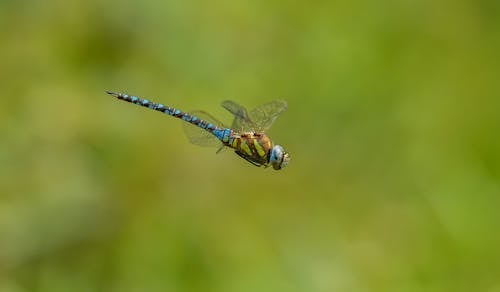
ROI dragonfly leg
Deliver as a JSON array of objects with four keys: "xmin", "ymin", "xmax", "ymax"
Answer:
[
  {"xmin": 216, "ymin": 145, "xmax": 225, "ymax": 154},
  {"xmin": 234, "ymin": 151, "xmax": 262, "ymax": 167}
]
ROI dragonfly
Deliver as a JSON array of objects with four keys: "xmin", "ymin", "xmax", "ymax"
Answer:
[{"xmin": 106, "ymin": 91, "xmax": 291, "ymax": 170}]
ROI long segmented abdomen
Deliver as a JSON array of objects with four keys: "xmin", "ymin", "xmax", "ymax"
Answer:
[{"xmin": 106, "ymin": 91, "xmax": 233, "ymax": 143}]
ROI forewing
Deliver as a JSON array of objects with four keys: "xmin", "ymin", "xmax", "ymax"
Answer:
[
  {"xmin": 249, "ymin": 100, "xmax": 288, "ymax": 131},
  {"xmin": 182, "ymin": 110, "xmax": 223, "ymax": 147},
  {"xmin": 221, "ymin": 100, "xmax": 255, "ymax": 131}
]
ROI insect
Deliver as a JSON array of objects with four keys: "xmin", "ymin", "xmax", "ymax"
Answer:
[{"xmin": 106, "ymin": 91, "xmax": 290, "ymax": 170}]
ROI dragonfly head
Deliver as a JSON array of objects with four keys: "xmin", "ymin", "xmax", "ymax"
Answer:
[{"xmin": 269, "ymin": 145, "xmax": 290, "ymax": 170}]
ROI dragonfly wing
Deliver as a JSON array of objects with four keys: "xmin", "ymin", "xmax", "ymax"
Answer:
[
  {"xmin": 182, "ymin": 110, "xmax": 224, "ymax": 147},
  {"xmin": 249, "ymin": 100, "xmax": 288, "ymax": 131},
  {"xmin": 221, "ymin": 100, "xmax": 255, "ymax": 131}
]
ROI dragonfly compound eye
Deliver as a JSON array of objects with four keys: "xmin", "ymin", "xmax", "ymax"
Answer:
[{"xmin": 270, "ymin": 145, "xmax": 290, "ymax": 170}]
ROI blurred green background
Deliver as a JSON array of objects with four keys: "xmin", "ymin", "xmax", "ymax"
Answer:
[{"xmin": 1, "ymin": 0, "xmax": 500, "ymax": 291}]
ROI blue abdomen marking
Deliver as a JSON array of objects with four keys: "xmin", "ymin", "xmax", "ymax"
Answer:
[
  {"xmin": 213, "ymin": 128, "xmax": 232, "ymax": 143},
  {"xmin": 222, "ymin": 129, "xmax": 231, "ymax": 142}
]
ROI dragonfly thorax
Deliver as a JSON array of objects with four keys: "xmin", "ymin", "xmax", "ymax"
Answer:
[{"xmin": 229, "ymin": 132, "xmax": 290, "ymax": 170}]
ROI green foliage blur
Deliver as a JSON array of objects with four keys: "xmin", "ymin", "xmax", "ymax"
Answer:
[{"xmin": 1, "ymin": 0, "xmax": 499, "ymax": 291}]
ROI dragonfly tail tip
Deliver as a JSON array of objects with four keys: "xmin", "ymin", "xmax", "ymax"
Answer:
[{"xmin": 106, "ymin": 90, "xmax": 119, "ymax": 97}]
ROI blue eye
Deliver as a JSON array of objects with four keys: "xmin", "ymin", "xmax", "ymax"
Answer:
[{"xmin": 269, "ymin": 145, "xmax": 290, "ymax": 170}]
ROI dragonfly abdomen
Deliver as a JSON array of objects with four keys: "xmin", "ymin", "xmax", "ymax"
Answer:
[{"xmin": 107, "ymin": 91, "xmax": 233, "ymax": 141}]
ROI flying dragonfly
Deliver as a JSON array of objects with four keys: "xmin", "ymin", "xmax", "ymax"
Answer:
[{"xmin": 106, "ymin": 91, "xmax": 290, "ymax": 170}]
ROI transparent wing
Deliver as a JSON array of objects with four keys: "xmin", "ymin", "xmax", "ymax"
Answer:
[
  {"xmin": 221, "ymin": 100, "xmax": 254, "ymax": 131},
  {"xmin": 182, "ymin": 110, "xmax": 224, "ymax": 147},
  {"xmin": 249, "ymin": 100, "xmax": 288, "ymax": 132},
  {"xmin": 221, "ymin": 100, "xmax": 287, "ymax": 132}
]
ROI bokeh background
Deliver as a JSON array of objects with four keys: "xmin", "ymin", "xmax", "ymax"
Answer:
[{"xmin": 1, "ymin": 0, "xmax": 500, "ymax": 291}]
